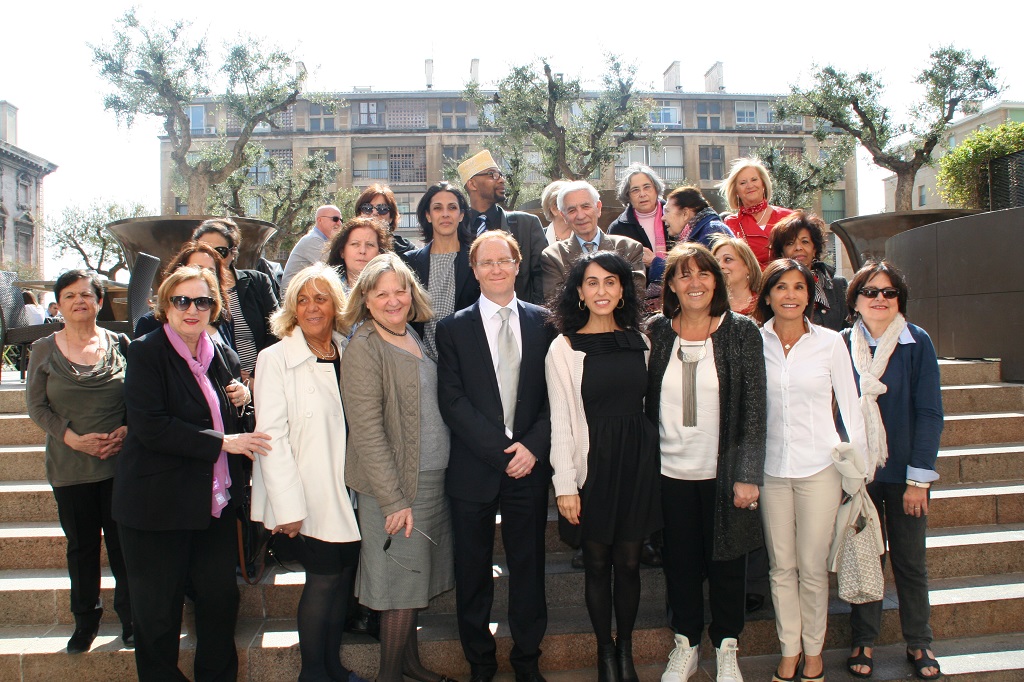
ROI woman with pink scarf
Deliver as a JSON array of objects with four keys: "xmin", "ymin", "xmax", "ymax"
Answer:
[{"xmin": 113, "ymin": 266, "xmax": 271, "ymax": 682}]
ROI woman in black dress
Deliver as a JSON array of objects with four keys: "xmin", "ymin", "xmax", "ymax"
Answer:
[{"xmin": 546, "ymin": 251, "xmax": 661, "ymax": 682}]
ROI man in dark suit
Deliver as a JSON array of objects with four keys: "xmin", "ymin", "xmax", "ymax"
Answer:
[
  {"xmin": 459, "ymin": 150, "xmax": 548, "ymax": 305},
  {"xmin": 540, "ymin": 180, "xmax": 646, "ymax": 301},
  {"xmin": 436, "ymin": 231, "xmax": 554, "ymax": 682}
]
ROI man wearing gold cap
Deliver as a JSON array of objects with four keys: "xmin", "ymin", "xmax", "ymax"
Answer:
[{"xmin": 458, "ymin": 150, "xmax": 547, "ymax": 304}]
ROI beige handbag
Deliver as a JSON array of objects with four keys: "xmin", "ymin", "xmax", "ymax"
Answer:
[{"xmin": 835, "ymin": 502, "xmax": 885, "ymax": 604}]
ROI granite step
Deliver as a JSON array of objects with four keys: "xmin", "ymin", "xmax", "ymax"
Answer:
[
  {"xmin": 938, "ymin": 359, "xmax": 1002, "ymax": 387},
  {"xmin": 942, "ymin": 382, "xmax": 1024, "ymax": 415},
  {"xmin": 0, "ymin": 446, "xmax": 45, "ymax": 482},
  {"xmin": 0, "ymin": 416, "xmax": 44, "ymax": 447},
  {"xmin": 936, "ymin": 443, "xmax": 1024, "ymax": 483},
  {"xmin": 928, "ymin": 481, "xmax": 1024, "ymax": 527},
  {"xmin": 940, "ymin": 412, "xmax": 1024, "ymax": 447}
]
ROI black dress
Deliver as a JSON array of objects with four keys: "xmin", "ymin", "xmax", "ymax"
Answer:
[{"xmin": 571, "ymin": 329, "xmax": 662, "ymax": 545}]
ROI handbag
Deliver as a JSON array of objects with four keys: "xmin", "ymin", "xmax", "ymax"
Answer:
[{"xmin": 836, "ymin": 513, "xmax": 885, "ymax": 604}]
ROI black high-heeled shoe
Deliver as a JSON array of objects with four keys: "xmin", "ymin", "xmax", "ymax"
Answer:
[
  {"xmin": 597, "ymin": 642, "xmax": 619, "ymax": 682},
  {"xmin": 615, "ymin": 637, "xmax": 638, "ymax": 682}
]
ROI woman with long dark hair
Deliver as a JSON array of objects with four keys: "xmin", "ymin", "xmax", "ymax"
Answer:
[{"xmin": 546, "ymin": 251, "xmax": 660, "ymax": 682}]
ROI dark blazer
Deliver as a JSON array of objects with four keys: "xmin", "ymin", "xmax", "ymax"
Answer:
[
  {"xmin": 645, "ymin": 312, "xmax": 767, "ymax": 561},
  {"xmin": 810, "ymin": 260, "xmax": 849, "ymax": 332},
  {"xmin": 233, "ymin": 267, "xmax": 279, "ymax": 353},
  {"xmin": 540, "ymin": 231, "xmax": 646, "ymax": 303},
  {"xmin": 436, "ymin": 299, "xmax": 555, "ymax": 503},
  {"xmin": 405, "ymin": 242, "xmax": 481, "ymax": 336},
  {"xmin": 608, "ymin": 200, "xmax": 669, "ymax": 252},
  {"xmin": 113, "ymin": 329, "xmax": 246, "ymax": 532},
  {"xmin": 470, "ymin": 206, "xmax": 547, "ymax": 305}
]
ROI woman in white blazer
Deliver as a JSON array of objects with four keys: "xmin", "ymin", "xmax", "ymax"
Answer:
[{"xmin": 251, "ymin": 263, "xmax": 363, "ymax": 682}]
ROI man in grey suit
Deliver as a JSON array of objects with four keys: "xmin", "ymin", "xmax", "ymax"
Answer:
[
  {"xmin": 540, "ymin": 180, "xmax": 646, "ymax": 301},
  {"xmin": 460, "ymin": 150, "xmax": 548, "ymax": 305}
]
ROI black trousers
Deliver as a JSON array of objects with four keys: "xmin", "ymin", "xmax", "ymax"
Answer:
[
  {"xmin": 52, "ymin": 478, "xmax": 132, "ymax": 628},
  {"xmin": 661, "ymin": 476, "xmax": 746, "ymax": 648},
  {"xmin": 449, "ymin": 481, "xmax": 548, "ymax": 676},
  {"xmin": 119, "ymin": 511, "xmax": 240, "ymax": 682}
]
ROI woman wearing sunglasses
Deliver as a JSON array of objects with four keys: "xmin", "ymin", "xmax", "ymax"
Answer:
[
  {"xmin": 113, "ymin": 266, "xmax": 271, "ymax": 681},
  {"xmin": 340, "ymin": 254, "xmax": 456, "ymax": 682},
  {"xmin": 841, "ymin": 261, "xmax": 943, "ymax": 681},
  {"xmin": 355, "ymin": 184, "xmax": 417, "ymax": 257},
  {"xmin": 193, "ymin": 218, "xmax": 280, "ymax": 382}
]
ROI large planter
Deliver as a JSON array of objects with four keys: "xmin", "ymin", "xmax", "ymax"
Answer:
[
  {"xmin": 104, "ymin": 216, "xmax": 277, "ymax": 282},
  {"xmin": 829, "ymin": 209, "xmax": 980, "ymax": 271}
]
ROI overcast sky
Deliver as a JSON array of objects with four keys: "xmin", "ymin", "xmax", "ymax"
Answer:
[{"xmin": 7, "ymin": 0, "xmax": 1023, "ymax": 262}]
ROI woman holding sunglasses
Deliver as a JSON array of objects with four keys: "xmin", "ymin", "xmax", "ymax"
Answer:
[
  {"xmin": 193, "ymin": 218, "xmax": 280, "ymax": 382},
  {"xmin": 340, "ymin": 254, "xmax": 455, "ymax": 682},
  {"xmin": 113, "ymin": 266, "xmax": 271, "ymax": 681},
  {"xmin": 355, "ymin": 184, "xmax": 417, "ymax": 257},
  {"xmin": 841, "ymin": 261, "xmax": 943, "ymax": 681}
]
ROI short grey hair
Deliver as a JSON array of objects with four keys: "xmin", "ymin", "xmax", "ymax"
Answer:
[
  {"xmin": 540, "ymin": 180, "xmax": 568, "ymax": 221},
  {"xmin": 556, "ymin": 181, "xmax": 600, "ymax": 213},
  {"xmin": 616, "ymin": 164, "xmax": 666, "ymax": 206}
]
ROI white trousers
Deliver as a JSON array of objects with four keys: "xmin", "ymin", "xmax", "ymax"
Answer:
[{"xmin": 760, "ymin": 466, "xmax": 842, "ymax": 656}]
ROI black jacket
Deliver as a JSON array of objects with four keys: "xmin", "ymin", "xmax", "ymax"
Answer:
[
  {"xmin": 608, "ymin": 200, "xmax": 671, "ymax": 253},
  {"xmin": 405, "ymin": 242, "xmax": 480, "ymax": 336},
  {"xmin": 113, "ymin": 329, "xmax": 247, "ymax": 531},
  {"xmin": 809, "ymin": 260, "xmax": 849, "ymax": 332},
  {"xmin": 468, "ymin": 205, "xmax": 547, "ymax": 305},
  {"xmin": 232, "ymin": 268, "xmax": 279, "ymax": 353}
]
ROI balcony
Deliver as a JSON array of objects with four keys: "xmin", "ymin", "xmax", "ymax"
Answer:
[
  {"xmin": 822, "ymin": 210, "xmax": 846, "ymax": 224},
  {"xmin": 351, "ymin": 167, "xmax": 427, "ymax": 184},
  {"xmin": 614, "ymin": 166, "xmax": 686, "ymax": 182},
  {"xmin": 352, "ymin": 169, "xmax": 389, "ymax": 181}
]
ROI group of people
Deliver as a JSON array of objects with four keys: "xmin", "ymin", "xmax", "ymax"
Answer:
[{"xmin": 25, "ymin": 150, "xmax": 943, "ymax": 682}]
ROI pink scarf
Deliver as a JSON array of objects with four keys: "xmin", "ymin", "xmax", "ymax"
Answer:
[
  {"xmin": 635, "ymin": 204, "xmax": 668, "ymax": 258},
  {"xmin": 163, "ymin": 324, "xmax": 231, "ymax": 517}
]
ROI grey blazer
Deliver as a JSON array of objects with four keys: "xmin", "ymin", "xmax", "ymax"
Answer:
[{"xmin": 539, "ymin": 231, "xmax": 646, "ymax": 303}]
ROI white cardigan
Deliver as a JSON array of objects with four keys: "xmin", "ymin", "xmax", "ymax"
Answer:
[
  {"xmin": 544, "ymin": 333, "xmax": 649, "ymax": 497},
  {"xmin": 251, "ymin": 328, "xmax": 360, "ymax": 544}
]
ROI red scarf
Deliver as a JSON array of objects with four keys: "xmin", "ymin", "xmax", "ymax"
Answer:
[{"xmin": 738, "ymin": 199, "xmax": 769, "ymax": 217}]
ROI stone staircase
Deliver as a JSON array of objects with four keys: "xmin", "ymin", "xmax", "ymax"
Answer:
[{"xmin": 0, "ymin": 359, "xmax": 1022, "ymax": 681}]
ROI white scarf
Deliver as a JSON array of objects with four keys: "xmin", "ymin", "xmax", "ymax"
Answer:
[{"xmin": 851, "ymin": 313, "xmax": 906, "ymax": 481}]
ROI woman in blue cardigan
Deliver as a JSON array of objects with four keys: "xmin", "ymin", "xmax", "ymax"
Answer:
[{"xmin": 841, "ymin": 261, "xmax": 944, "ymax": 681}]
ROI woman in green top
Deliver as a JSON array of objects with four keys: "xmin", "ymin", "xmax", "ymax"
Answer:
[{"xmin": 26, "ymin": 270, "xmax": 133, "ymax": 654}]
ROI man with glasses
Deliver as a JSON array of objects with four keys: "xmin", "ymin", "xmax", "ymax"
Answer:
[
  {"xmin": 281, "ymin": 204, "xmax": 343, "ymax": 293},
  {"xmin": 540, "ymin": 180, "xmax": 645, "ymax": 301},
  {"xmin": 458, "ymin": 150, "xmax": 547, "ymax": 304},
  {"xmin": 436, "ymin": 231, "xmax": 555, "ymax": 682}
]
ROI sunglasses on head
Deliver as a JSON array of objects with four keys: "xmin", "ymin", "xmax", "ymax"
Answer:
[
  {"xmin": 170, "ymin": 295, "xmax": 215, "ymax": 312},
  {"xmin": 359, "ymin": 203, "xmax": 391, "ymax": 216},
  {"xmin": 858, "ymin": 287, "xmax": 899, "ymax": 299}
]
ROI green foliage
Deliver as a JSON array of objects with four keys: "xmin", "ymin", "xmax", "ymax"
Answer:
[
  {"xmin": 751, "ymin": 138, "xmax": 854, "ymax": 211},
  {"xmin": 46, "ymin": 200, "xmax": 153, "ymax": 279},
  {"xmin": 776, "ymin": 46, "xmax": 1001, "ymax": 211},
  {"xmin": 937, "ymin": 122, "xmax": 1024, "ymax": 208},
  {"xmin": 466, "ymin": 54, "xmax": 657, "ymax": 203}
]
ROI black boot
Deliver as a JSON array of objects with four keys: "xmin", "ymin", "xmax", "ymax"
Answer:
[
  {"xmin": 615, "ymin": 637, "xmax": 638, "ymax": 682},
  {"xmin": 597, "ymin": 642, "xmax": 619, "ymax": 682},
  {"xmin": 67, "ymin": 608, "xmax": 102, "ymax": 654}
]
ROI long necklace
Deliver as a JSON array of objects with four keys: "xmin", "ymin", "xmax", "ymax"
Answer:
[
  {"xmin": 306, "ymin": 339, "xmax": 337, "ymax": 360},
  {"xmin": 374, "ymin": 320, "xmax": 408, "ymax": 337},
  {"xmin": 61, "ymin": 330, "xmax": 105, "ymax": 377},
  {"xmin": 675, "ymin": 315, "xmax": 714, "ymax": 427}
]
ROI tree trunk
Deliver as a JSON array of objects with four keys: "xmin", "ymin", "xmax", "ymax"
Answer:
[
  {"xmin": 893, "ymin": 171, "xmax": 916, "ymax": 212},
  {"xmin": 187, "ymin": 173, "xmax": 211, "ymax": 215}
]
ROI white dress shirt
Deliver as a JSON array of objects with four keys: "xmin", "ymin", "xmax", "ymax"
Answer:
[
  {"xmin": 478, "ymin": 293, "xmax": 523, "ymax": 438},
  {"xmin": 761, "ymin": 318, "xmax": 867, "ymax": 478},
  {"xmin": 659, "ymin": 337, "xmax": 721, "ymax": 480}
]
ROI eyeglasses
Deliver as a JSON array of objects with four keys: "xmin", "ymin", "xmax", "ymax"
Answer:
[
  {"xmin": 169, "ymin": 295, "xmax": 215, "ymax": 312},
  {"xmin": 359, "ymin": 203, "xmax": 391, "ymax": 216},
  {"xmin": 211, "ymin": 246, "xmax": 237, "ymax": 259},
  {"xmin": 382, "ymin": 527, "xmax": 437, "ymax": 573},
  {"xmin": 858, "ymin": 287, "xmax": 899, "ymax": 300},
  {"xmin": 474, "ymin": 259, "xmax": 518, "ymax": 271},
  {"xmin": 473, "ymin": 170, "xmax": 505, "ymax": 181},
  {"xmin": 324, "ymin": 215, "xmax": 343, "ymax": 223}
]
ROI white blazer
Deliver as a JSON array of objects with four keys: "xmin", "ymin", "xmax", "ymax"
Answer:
[{"xmin": 251, "ymin": 328, "xmax": 360, "ymax": 543}]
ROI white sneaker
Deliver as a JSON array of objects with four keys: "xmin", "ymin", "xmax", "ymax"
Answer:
[
  {"xmin": 716, "ymin": 638, "xmax": 743, "ymax": 682},
  {"xmin": 662, "ymin": 634, "xmax": 698, "ymax": 682}
]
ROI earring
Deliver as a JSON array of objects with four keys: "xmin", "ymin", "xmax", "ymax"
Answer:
[
  {"xmin": 578, "ymin": 300, "xmax": 586, "ymax": 311},
  {"xmin": 616, "ymin": 298, "xmax": 625, "ymax": 309}
]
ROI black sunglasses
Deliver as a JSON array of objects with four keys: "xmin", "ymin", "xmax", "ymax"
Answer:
[
  {"xmin": 211, "ymin": 246, "xmax": 236, "ymax": 259},
  {"xmin": 324, "ymin": 215, "xmax": 343, "ymax": 223},
  {"xmin": 170, "ymin": 295, "xmax": 215, "ymax": 312},
  {"xmin": 382, "ymin": 527, "xmax": 437, "ymax": 573},
  {"xmin": 858, "ymin": 287, "xmax": 899, "ymax": 300},
  {"xmin": 359, "ymin": 203, "xmax": 391, "ymax": 216}
]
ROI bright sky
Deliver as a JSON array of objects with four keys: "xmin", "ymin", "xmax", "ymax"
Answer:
[{"xmin": 7, "ymin": 0, "xmax": 1023, "ymax": 263}]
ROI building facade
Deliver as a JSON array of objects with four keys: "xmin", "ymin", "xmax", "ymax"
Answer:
[
  {"xmin": 883, "ymin": 101, "xmax": 1024, "ymax": 212},
  {"xmin": 0, "ymin": 101, "xmax": 57, "ymax": 274}
]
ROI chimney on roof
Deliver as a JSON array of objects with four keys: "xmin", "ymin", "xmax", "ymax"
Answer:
[
  {"xmin": 470, "ymin": 59, "xmax": 480, "ymax": 85},
  {"xmin": 704, "ymin": 62, "xmax": 725, "ymax": 93},
  {"xmin": 663, "ymin": 62, "xmax": 681, "ymax": 92},
  {"xmin": 0, "ymin": 101, "xmax": 16, "ymax": 145},
  {"xmin": 425, "ymin": 59, "xmax": 434, "ymax": 89}
]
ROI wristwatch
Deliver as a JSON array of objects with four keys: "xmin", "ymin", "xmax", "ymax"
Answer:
[{"xmin": 905, "ymin": 479, "xmax": 931, "ymax": 489}]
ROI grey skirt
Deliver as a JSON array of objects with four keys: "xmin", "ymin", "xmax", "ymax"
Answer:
[{"xmin": 355, "ymin": 468, "xmax": 454, "ymax": 610}]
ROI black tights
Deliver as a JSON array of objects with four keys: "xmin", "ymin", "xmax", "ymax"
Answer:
[
  {"xmin": 582, "ymin": 539, "xmax": 643, "ymax": 645},
  {"xmin": 377, "ymin": 608, "xmax": 445, "ymax": 682},
  {"xmin": 297, "ymin": 568, "xmax": 356, "ymax": 681}
]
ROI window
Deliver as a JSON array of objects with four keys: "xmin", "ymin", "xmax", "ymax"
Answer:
[
  {"xmin": 699, "ymin": 146, "xmax": 725, "ymax": 181},
  {"xmin": 175, "ymin": 197, "xmax": 188, "ymax": 215},
  {"xmin": 696, "ymin": 102, "xmax": 721, "ymax": 130},
  {"xmin": 821, "ymin": 190, "xmax": 846, "ymax": 224},
  {"xmin": 757, "ymin": 102, "xmax": 776, "ymax": 125},
  {"xmin": 616, "ymin": 146, "xmax": 647, "ymax": 167},
  {"xmin": 441, "ymin": 101, "xmax": 468, "ymax": 130},
  {"xmin": 918, "ymin": 185, "xmax": 927, "ymax": 207},
  {"xmin": 308, "ymin": 103, "xmax": 336, "ymax": 132},
  {"xmin": 650, "ymin": 100, "xmax": 681, "ymax": 126},
  {"xmin": 650, "ymin": 146, "xmax": 684, "ymax": 181},
  {"xmin": 16, "ymin": 221, "xmax": 34, "ymax": 266},
  {"xmin": 247, "ymin": 156, "xmax": 271, "ymax": 185},
  {"xmin": 189, "ymin": 105, "xmax": 206, "ymax": 134},
  {"xmin": 308, "ymin": 147, "xmax": 337, "ymax": 163},
  {"xmin": 735, "ymin": 101, "xmax": 756, "ymax": 125},
  {"xmin": 17, "ymin": 173, "xmax": 32, "ymax": 208},
  {"xmin": 442, "ymin": 145, "xmax": 469, "ymax": 163},
  {"xmin": 386, "ymin": 100, "xmax": 427, "ymax": 129},
  {"xmin": 358, "ymin": 102, "xmax": 380, "ymax": 126},
  {"xmin": 947, "ymin": 133, "xmax": 956, "ymax": 149}
]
